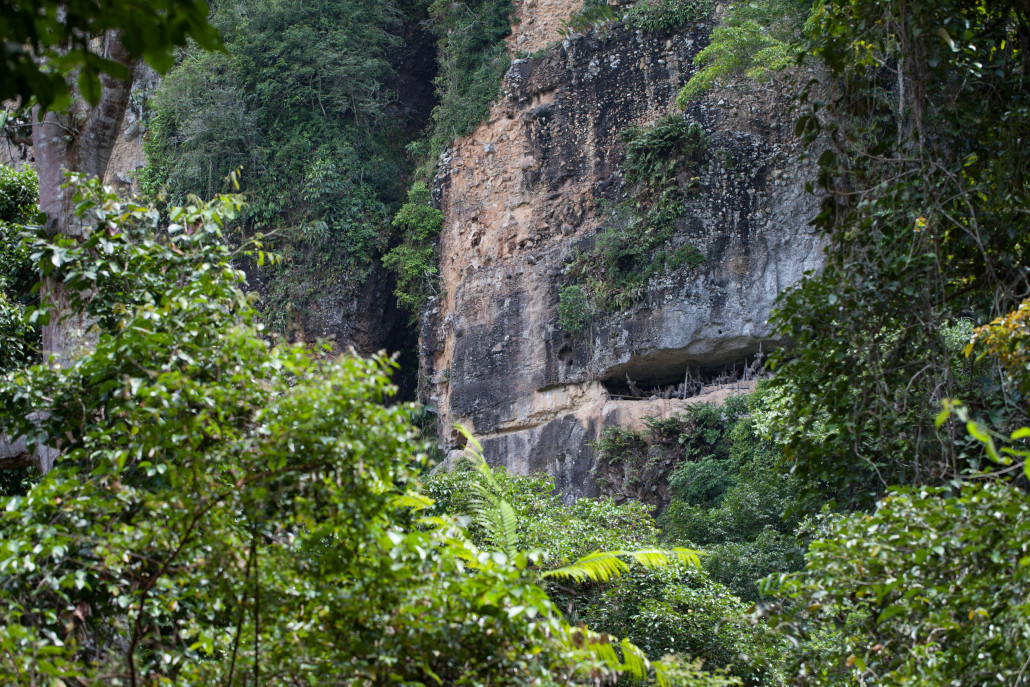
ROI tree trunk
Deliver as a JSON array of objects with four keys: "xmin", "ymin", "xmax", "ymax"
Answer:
[
  {"xmin": 0, "ymin": 30, "xmax": 137, "ymax": 471},
  {"xmin": 35, "ymin": 30, "xmax": 137, "ymax": 365}
]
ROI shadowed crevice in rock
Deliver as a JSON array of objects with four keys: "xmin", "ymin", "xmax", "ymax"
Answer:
[{"xmin": 602, "ymin": 348, "xmax": 768, "ymax": 400}]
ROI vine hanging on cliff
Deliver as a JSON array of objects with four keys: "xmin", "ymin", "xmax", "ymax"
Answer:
[{"xmin": 559, "ymin": 114, "xmax": 708, "ymax": 331}]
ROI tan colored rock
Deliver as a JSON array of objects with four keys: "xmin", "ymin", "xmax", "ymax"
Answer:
[{"xmin": 421, "ymin": 11, "xmax": 823, "ymax": 499}]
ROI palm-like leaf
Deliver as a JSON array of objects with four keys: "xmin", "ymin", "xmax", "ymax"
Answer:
[
  {"xmin": 543, "ymin": 548, "xmax": 701, "ymax": 583},
  {"xmin": 456, "ymin": 424, "xmax": 520, "ymax": 558},
  {"xmin": 570, "ymin": 625, "xmax": 675, "ymax": 686},
  {"xmin": 453, "ymin": 425, "xmax": 701, "ymax": 686}
]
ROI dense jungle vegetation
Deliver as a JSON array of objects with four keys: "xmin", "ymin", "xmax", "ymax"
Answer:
[{"xmin": 1, "ymin": 0, "xmax": 1030, "ymax": 685}]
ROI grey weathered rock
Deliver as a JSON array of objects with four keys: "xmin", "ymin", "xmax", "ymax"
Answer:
[{"xmin": 421, "ymin": 13, "xmax": 823, "ymax": 501}]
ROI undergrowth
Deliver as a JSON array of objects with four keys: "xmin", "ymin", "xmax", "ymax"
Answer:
[
  {"xmin": 561, "ymin": 0, "xmax": 711, "ymax": 38},
  {"xmin": 593, "ymin": 391, "xmax": 806, "ymax": 602}
]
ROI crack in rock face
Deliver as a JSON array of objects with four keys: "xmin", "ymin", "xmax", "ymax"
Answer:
[{"xmin": 421, "ymin": 9, "xmax": 824, "ymax": 500}]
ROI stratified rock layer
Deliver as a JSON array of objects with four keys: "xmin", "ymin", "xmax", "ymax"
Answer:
[{"xmin": 422, "ymin": 11, "xmax": 823, "ymax": 498}]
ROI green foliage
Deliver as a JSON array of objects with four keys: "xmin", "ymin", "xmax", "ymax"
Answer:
[
  {"xmin": 382, "ymin": 182, "xmax": 445, "ymax": 316},
  {"xmin": 144, "ymin": 0, "xmax": 408, "ymax": 331},
  {"xmin": 421, "ymin": 0, "xmax": 514, "ymax": 178},
  {"xmin": 426, "ymin": 459, "xmax": 768, "ymax": 684},
  {"xmin": 969, "ymin": 299, "xmax": 1030, "ymax": 397},
  {"xmin": 581, "ymin": 562, "xmax": 781, "ymax": 686},
  {"xmin": 0, "ymin": 167, "xmax": 39, "ymax": 373},
  {"xmin": 765, "ymin": 481, "xmax": 1030, "ymax": 686},
  {"xmin": 0, "ymin": 166, "xmax": 38, "ymax": 223},
  {"xmin": 624, "ymin": 0, "xmax": 711, "ymax": 34},
  {"xmin": 669, "ymin": 243, "xmax": 706, "ymax": 270},
  {"xmin": 563, "ymin": 115, "xmax": 707, "ymax": 324},
  {"xmin": 622, "ymin": 115, "xmax": 708, "ymax": 191},
  {"xmin": 0, "ymin": 0, "xmax": 221, "ymax": 111},
  {"xmin": 558, "ymin": 284, "xmax": 591, "ymax": 334},
  {"xmin": 561, "ymin": 0, "xmax": 710, "ymax": 38},
  {"xmin": 593, "ymin": 392, "xmax": 804, "ymax": 602},
  {"xmin": 0, "ymin": 166, "xmax": 39, "ymax": 301},
  {"xmin": 677, "ymin": 0, "xmax": 811, "ymax": 104},
  {"xmin": 386, "ymin": 0, "xmax": 513, "ymax": 319},
  {"xmin": 560, "ymin": 4, "xmax": 619, "ymax": 38},
  {"xmin": 0, "ymin": 292, "xmax": 32, "ymax": 373},
  {"xmin": 0, "ymin": 178, "xmax": 653, "ymax": 685},
  {"xmin": 660, "ymin": 397, "xmax": 805, "ymax": 603},
  {"xmin": 767, "ymin": 0, "xmax": 1030, "ymax": 505},
  {"xmin": 425, "ymin": 466, "xmax": 661, "ymax": 564},
  {"xmin": 438, "ymin": 430, "xmax": 708, "ymax": 685}
]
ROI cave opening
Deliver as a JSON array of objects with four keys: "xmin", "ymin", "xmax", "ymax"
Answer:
[{"xmin": 601, "ymin": 350, "xmax": 769, "ymax": 401}]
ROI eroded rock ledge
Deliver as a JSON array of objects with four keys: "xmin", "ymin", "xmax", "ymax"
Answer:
[{"xmin": 421, "ymin": 7, "xmax": 823, "ymax": 499}]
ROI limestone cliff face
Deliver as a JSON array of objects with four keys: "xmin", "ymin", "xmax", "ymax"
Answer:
[{"xmin": 421, "ymin": 1, "xmax": 824, "ymax": 498}]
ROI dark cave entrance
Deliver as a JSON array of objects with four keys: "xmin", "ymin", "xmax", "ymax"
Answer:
[{"xmin": 601, "ymin": 350, "xmax": 769, "ymax": 400}]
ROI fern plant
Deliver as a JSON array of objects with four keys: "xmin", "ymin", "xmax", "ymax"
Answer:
[
  {"xmin": 676, "ymin": 0, "xmax": 814, "ymax": 104},
  {"xmin": 453, "ymin": 425, "xmax": 704, "ymax": 685},
  {"xmin": 559, "ymin": 4, "xmax": 619, "ymax": 38}
]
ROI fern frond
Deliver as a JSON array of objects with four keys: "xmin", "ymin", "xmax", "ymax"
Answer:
[
  {"xmin": 455, "ymin": 423, "xmax": 520, "ymax": 558},
  {"xmin": 543, "ymin": 550, "xmax": 631, "ymax": 583},
  {"xmin": 571, "ymin": 626, "xmax": 662, "ymax": 684},
  {"xmin": 543, "ymin": 547, "xmax": 700, "ymax": 583},
  {"xmin": 496, "ymin": 498, "xmax": 518, "ymax": 558},
  {"xmin": 620, "ymin": 638, "xmax": 649, "ymax": 680},
  {"xmin": 629, "ymin": 547, "xmax": 702, "ymax": 569}
]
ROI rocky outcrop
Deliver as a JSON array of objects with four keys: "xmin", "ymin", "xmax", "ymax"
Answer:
[{"xmin": 421, "ymin": 2, "xmax": 823, "ymax": 499}]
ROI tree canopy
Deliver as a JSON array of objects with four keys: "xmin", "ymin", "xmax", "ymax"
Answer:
[
  {"xmin": 0, "ymin": 180, "xmax": 674, "ymax": 685},
  {"xmin": 0, "ymin": 0, "xmax": 221, "ymax": 110}
]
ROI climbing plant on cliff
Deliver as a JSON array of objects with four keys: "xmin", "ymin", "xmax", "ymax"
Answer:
[
  {"xmin": 560, "ymin": 114, "xmax": 707, "ymax": 327},
  {"xmin": 386, "ymin": 0, "xmax": 514, "ymax": 317},
  {"xmin": 562, "ymin": 0, "xmax": 711, "ymax": 38},
  {"xmin": 413, "ymin": 0, "xmax": 514, "ymax": 179},
  {"xmin": 676, "ymin": 0, "xmax": 813, "ymax": 103},
  {"xmin": 624, "ymin": 0, "xmax": 712, "ymax": 34}
]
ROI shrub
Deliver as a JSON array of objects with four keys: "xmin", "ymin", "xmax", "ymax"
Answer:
[
  {"xmin": 558, "ymin": 284, "xmax": 591, "ymax": 334},
  {"xmin": 425, "ymin": 465, "xmax": 777, "ymax": 684},
  {"xmin": 622, "ymin": 114, "xmax": 708, "ymax": 191},
  {"xmin": 0, "ymin": 166, "xmax": 39, "ymax": 304},
  {"xmin": 0, "ymin": 166, "xmax": 40, "ymax": 374},
  {"xmin": 581, "ymin": 562, "xmax": 783, "ymax": 685},
  {"xmin": 562, "ymin": 115, "xmax": 708, "ymax": 321},
  {"xmin": 563, "ymin": 0, "xmax": 711, "ymax": 37},
  {"xmin": 625, "ymin": 0, "xmax": 711, "ymax": 34},
  {"xmin": 382, "ymin": 182, "xmax": 445, "ymax": 316},
  {"xmin": 767, "ymin": 481, "xmax": 1030, "ymax": 686},
  {"xmin": 0, "ymin": 179, "xmax": 651, "ymax": 685},
  {"xmin": 670, "ymin": 243, "xmax": 706, "ymax": 270},
  {"xmin": 425, "ymin": 467, "xmax": 660, "ymax": 563},
  {"xmin": 560, "ymin": 4, "xmax": 619, "ymax": 38},
  {"xmin": 592, "ymin": 391, "xmax": 804, "ymax": 601}
]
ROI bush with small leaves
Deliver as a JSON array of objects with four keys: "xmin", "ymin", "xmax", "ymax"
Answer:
[{"xmin": 0, "ymin": 179, "xmax": 666, "ymax": 685}]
